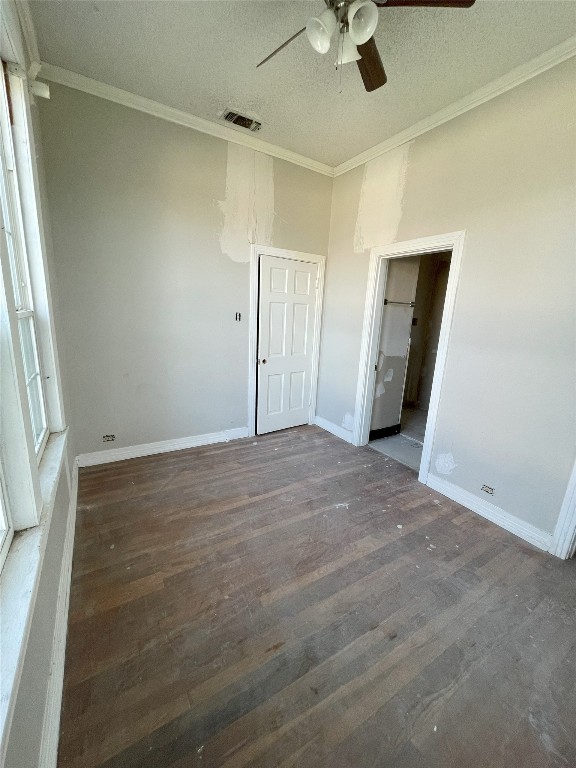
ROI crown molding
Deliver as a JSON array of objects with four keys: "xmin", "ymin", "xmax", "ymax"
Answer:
[
  {"xmin": 38, "ymin": 63, "xmax": 335, "ymax": 178},
  {"xmin": 39, "ymin": 34, "xmax": 576, "ymax": 181},
  {"xmin": 1, "ymin": 0, "xmax": 27, "ymax": 65},
  {"xmin": 333, "ymin": 34, "xmax": 576, "ymax": 177},
  {"xmin": 14, "ymin": 0, "xmax": 41, "ymax": 79}
]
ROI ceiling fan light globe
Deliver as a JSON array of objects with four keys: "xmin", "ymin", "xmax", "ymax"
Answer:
[
  {"xmin": 306, "ymin": 9, "xmax": 337, "ymax": 54},
  {"xmin": 348, "ymin": 0, "xmax": 379, "ymax": 46}
]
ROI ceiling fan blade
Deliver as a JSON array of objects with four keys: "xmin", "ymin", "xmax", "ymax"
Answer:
[
  {"xmin": 375, "ymin": 1, "xmax": 475, "ymax": 7},
  {"xmin": 357, "ymin": 37, "xmax": 387, "ymax": 92},
  {"xmin": 256, "ymin": 27, "xmax": 306, "ymax": 68}
]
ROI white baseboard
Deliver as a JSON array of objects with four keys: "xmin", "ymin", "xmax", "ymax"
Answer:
[
  {"xmin": 313, "ymin": 415, "xmax": 354, "ymax": 444},
  {"xmin": 38, "ymin": 463, "xmax": 77, "ymax": 767},
  {"xmin": 77, "ymin": 427, "xmax": 250, "ymax": 467},
  {"xmin": 426, "ymin": 474, "xmax": 553, "ymax": 552}
]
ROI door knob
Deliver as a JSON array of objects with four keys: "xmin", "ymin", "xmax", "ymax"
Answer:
[{"xmin": 261, "ymin": 359, "xmax": 267, "ymax": 364}]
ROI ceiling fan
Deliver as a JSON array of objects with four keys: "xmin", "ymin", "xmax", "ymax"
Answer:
[{"xmin": 257, "ymin": 0, "xmax": 476, "ymax": 92}]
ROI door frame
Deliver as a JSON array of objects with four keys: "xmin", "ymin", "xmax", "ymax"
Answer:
[
  {"xmin": 352, "ymin": 231, "xmax": 466, "ymax": 485},
  {"xmin": 551, "ymin": 459, "xmax": 576, "ymax": 559},
  {"xmin": 248, "ymin": 244, "xmax": 326, "ymax": 438}
]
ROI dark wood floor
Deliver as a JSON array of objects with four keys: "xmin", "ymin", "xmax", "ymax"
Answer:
[{"xmin": 58, "ymin": 426, "xmax": 576, "ymax": 768}]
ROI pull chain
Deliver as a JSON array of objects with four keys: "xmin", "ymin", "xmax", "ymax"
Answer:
[{"xmin": 337, "ymin": 29, "xmax": 344, "ymax": 93}]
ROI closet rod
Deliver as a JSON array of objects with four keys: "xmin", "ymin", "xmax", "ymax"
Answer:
[{"xmin": 384, "ymin": 299, "xmax": 415, "ymax": 307}]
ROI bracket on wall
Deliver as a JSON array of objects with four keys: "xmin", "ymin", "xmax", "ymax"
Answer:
[{"xmin": 384, "ymin": 299, "xmax": 414, "ymax": 307}]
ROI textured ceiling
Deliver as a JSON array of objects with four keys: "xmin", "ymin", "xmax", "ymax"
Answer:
[{"xmin": 30, "ymin": 1, "xmax": 576, "ymax": 167}]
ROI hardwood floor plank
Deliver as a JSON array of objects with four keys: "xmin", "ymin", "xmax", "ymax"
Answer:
[
  {"xmin": 58, "ymin": 426, "xmax": 576, "ymax": 768},
  {"xmin": 203, "ymin": 553, "xmax": 540, "ymax": 768}
]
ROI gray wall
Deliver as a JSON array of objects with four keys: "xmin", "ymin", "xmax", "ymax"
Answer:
[
  {"xmin": 418, "ymin": 259, "xmax": 450, "ymax": 411},
  {"xmin": 38, "ymin": 85, "xmax": 333, "ymax": 457},
  {"xmin": 404, "ymin": 252, "xmax": 451, "ymax": 409},
  {"xmin": 404, "ymin": 255, "xmax": 429, "ymax": 407},
  {"xmin": 316, "ymin": 58, "xmax": 576, "ymax": 535},
  {"xmin": 38, "ymin": 61, "xmax": 575, "ymax": 538}
]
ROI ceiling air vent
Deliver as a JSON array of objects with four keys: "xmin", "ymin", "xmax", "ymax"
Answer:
[{"xmin": 223, "ymin": 110, "xmax": 262, "ymax": 132}]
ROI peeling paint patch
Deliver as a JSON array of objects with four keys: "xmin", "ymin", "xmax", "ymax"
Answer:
[
  {"xmin": 219, "ymin": 144, "xmax": 274, "ymax": 263},
  {"xmin": 342, "ymin": 412, "xmax": 355, "ymax": 431},
  {"xmin": 435, "ymin": 453, "xmax": 457, "ymax": 475},
  {"xmin": 253, "ymin": 152, "xmax": 274, "ymax": 246},
  {"xmin": 353, "ymin": 143, "xmax": 412, "ymax": 253}
]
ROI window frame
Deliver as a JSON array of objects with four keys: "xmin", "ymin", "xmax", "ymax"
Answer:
[
  {"xmin": 0, "ymin": 62, "xmax": 50, "ymax": 462},
  {"xmin": 17, "ymin": 307, "xmax": 49, "ymax": 456}
]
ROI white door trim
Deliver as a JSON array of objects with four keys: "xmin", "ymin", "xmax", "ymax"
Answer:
[
  {"xmin": 248, "ymin": 245, "xmax": 326, "ymax": 438},
  {"xmin": 550, "ymin": 459, "xmax": 576, "ymax": 559},
  {"xmin": 352, "ymin": 231, "xmax": 466, "ymax": 486}
]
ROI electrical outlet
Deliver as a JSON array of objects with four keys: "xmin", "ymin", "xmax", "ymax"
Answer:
[
  {"xmin": 481, "ymin": 484, "xmax": 494, "ymax": 495},
  {"xmin": 102, "ymin": 434, "xmax": 116, "ymax": 442}
]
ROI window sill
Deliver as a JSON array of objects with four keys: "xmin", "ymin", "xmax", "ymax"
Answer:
[{"xmin": 0, "ymin": 430, "xmax": 68, "ymax": 756}]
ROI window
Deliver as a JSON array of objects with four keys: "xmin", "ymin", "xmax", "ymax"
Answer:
[
  {"xmin": 0, "ymin": 59, "xmax": 66, "ymax": 579},
  {"xmin": 0, "ymin": 63, "xmax": 48, "ymax": 458}
]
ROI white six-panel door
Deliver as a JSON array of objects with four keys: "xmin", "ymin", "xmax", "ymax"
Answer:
[{"xmin": 257, "ymin": 254, "xmax": 318, "ymax": 435}]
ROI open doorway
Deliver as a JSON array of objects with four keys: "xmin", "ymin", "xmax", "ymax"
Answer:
[
  {"xmin": 352, "ymin": 231, "xmax": 465, "ymax": 484},
  {"xmin": 369, "ymin": 251, "xmax": 451, "ymax": 471}
]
